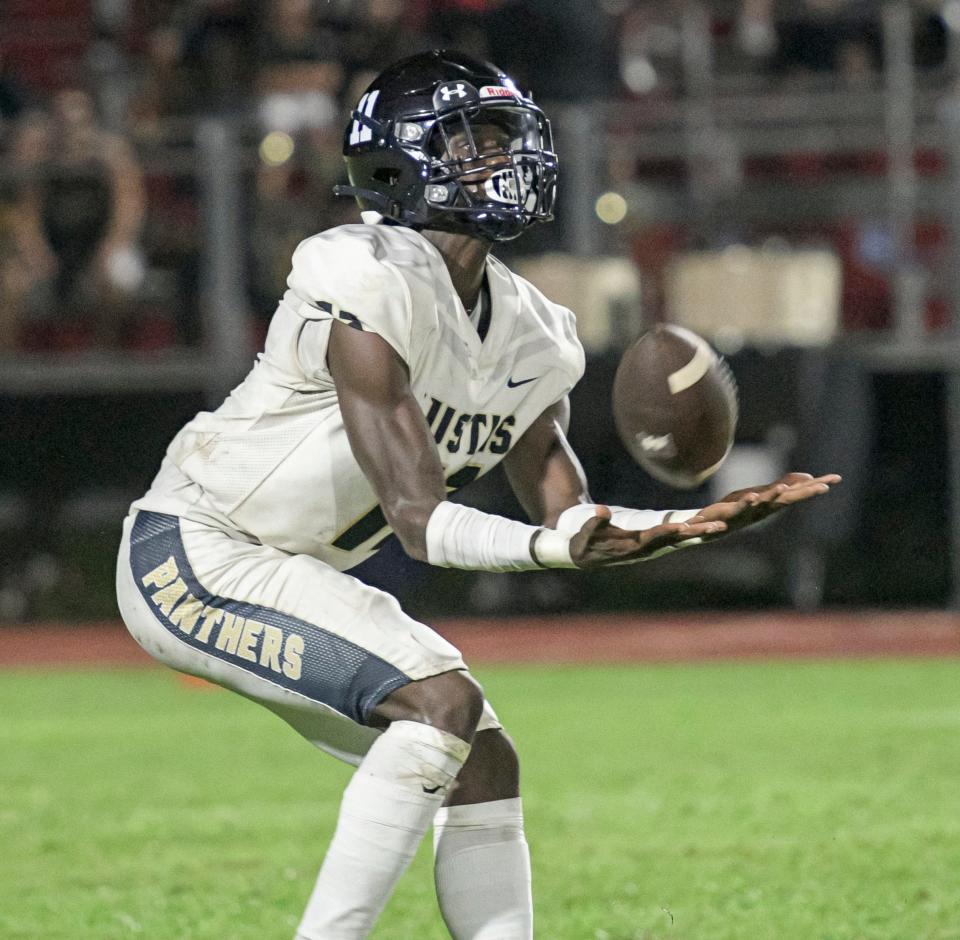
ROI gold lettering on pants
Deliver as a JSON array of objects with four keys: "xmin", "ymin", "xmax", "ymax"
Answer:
[
  {"xmin": 282, "ymin": 633, "xmax": 304, "ymax": 680},
  {"xmin": 151, "ymin": 578, "xmax": 188, "ymax": 617},
  {"xmin": 168, "ymin": 594, "xmax": 204, "ymax": 635},
  {"xmin": 141, "ymin": 556, "xmax": 179, "ymax": 589},
  {"xmin": 215, "ymin": 613, "xmax": 244, "ymax": 655},
  {"xmin": 259, "ymin": 625, "xmax": 283, "ymax": 673},
  {"xmin": 195, "ymin": 607, "xmax": 222, "ymax": 643},
  {"xmin": 236, "ymin": 619, "xmax": 263, "ymax": 663}
]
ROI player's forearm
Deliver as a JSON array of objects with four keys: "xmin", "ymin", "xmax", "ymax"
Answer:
[
  {"xmin": 345, "ymin": 420, "xmax": 447, "ymax": 563},
  {"xmin": 503, "ymin": 399, "xmax": 592, "ymax": 527},
  {"xmin": 381, "ymin": 491, "xmax": 447, "ymax": 562}
]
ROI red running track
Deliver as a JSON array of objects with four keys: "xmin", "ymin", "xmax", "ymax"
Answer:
[{"xmin": 1, "ymin": 611, "xmax": 959, "ymax": 668}]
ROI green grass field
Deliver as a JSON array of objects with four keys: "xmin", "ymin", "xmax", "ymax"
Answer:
[{"xmin": 3, "ymin": 660, "xmax": 960, "ymax": 940}]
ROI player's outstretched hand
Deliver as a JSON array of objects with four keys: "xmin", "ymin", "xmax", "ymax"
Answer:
[
  {"xmin": 569, "ymin": 505, "xmax": 727, "ymax": 568},
  {"xmin": 694, "ymin": 472, "xmax": 842, "ymax": 536}
]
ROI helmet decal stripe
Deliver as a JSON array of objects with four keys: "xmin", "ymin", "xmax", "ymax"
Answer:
[
  {"xmin": 348, "ymin": 93, "xmax": 367, "ymax": 146},
  {"xmin": 349, "ymin": 90, "xmax": 381, "ymax": 146}
]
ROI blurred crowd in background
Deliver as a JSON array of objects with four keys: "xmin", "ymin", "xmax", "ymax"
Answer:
[
  {"xmin": 0, "ymin": 0, "xmax": 955, "ymax": 354},
  {"xmin": 2, "ymin": 0, "xmax": 959, "ymax": 622}
]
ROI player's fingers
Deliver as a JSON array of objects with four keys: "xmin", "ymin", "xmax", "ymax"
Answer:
[
  {"xmin": 751, "ymin": 484, "xmax": 789, "ymax": 506},
  {"xmin": 635, "ymin": 527, "xmax": 722, "ymax": 558},
  {"xmin": 773, "ymin": 482, "xmax": 833, "ymax": 504},
  {"xmin": 641, "ymin": 520, "xmax": 726, "ymax": 550},
  {"xmin": 571, "ymin": 514, "xmax": 625, "ymax": 566},
  {"xmin": 578, "ymin": 508, "xmax": 613, "ymax": 538},
  {"xmin": 768, "ymin": 479, "xmax": 836, "ymax": 504},
  {"xmin": 781, "ymin": 474, "xmax": 841, "ymax": 496},
  {"xmin": 719, "ymin": 486, "xmax": 774, "ymax": 504},
  {"xmin": 698, "ymin": 498, "xmax": 754, "ymax": 521},
  {"xmin": 761, "ymin": 474, "xmax": 840, "ymax": 506},
  {"xmin": 693, "ymin": 476, "xmax": 840, "ymax": 538},
  {"xmin": 720, "ymin": 501, "xmax": 755, "ymax": 520},
  {"xmin": 682, "ymin": 520, "xmax": 727, "ymax": 537},
  {"xmin": 579, "ymin": 522, "xmax": 612, "ymax": 547},
  {"xmin": 778, "ymin": 472, "xmax": 841, "ymax": 489}
]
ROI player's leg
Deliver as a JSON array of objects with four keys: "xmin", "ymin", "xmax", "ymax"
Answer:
[
  {"xmin": 432, "ymin": 726, "xmax": 533, "ymax": 940},
  {"xmin": 293, "ymin": 671, "xmax": 484, "ymax": 939},
  {"xmin": 116, "ymin": 510, "xmax": 486, "ymax": 939},
  {"xmin": 444, "ymin": 723, "xmax": 519, "ymax": 806}
]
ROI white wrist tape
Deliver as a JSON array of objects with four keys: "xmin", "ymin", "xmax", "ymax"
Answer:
[
  {"xmin": 554, "ymin": 504, "xmax": 702, "ymax": 534},
  {"xmin": 426, "ymin": 501, "xmax": 575, "ymax": 571},
  {"xmin": 554, "ymin": 504, "xmax": 704, "ymax": 563}
]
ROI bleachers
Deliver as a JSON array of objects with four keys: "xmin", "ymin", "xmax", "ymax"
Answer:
[{"xmin": 1, "ymin": 0, "xmax": 92, "ymax": 92}]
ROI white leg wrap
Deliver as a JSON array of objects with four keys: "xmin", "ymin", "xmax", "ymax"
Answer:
[
  {"xmin": 295, "ymin": 722, "xmax": 470, "ymax": 940},
  {"xmin": 433, "ymin": 798, "xmax": 533, "ymax": 940}
]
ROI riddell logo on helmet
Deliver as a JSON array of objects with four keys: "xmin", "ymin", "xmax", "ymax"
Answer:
[{"xmin": 479, "ymin": 85, "xmax": 518, "ymax": 99}]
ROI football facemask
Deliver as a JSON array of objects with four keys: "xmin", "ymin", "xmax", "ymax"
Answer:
[{"xmin": 419, "ymin": 104, "xmax": 557, "ymax": 240}]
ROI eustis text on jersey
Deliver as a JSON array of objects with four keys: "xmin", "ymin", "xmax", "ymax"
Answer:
[{"xmin": 425, "ymin": 397, "xmax": 515, "ymax": 455}]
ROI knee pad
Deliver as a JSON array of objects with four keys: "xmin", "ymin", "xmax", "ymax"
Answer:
[{"xmin": 359, "ymin": 720, "xmax": 471, "ymax": 797}]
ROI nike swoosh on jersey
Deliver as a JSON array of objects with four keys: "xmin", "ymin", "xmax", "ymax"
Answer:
[{"xmin": 506, "ymin": 376, "xmax": 539, "ymax": 388}]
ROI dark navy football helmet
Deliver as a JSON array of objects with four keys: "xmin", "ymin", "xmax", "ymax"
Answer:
[{"xmin": 334, "ymin": 50, "xmax": 558, "ymax": 242}]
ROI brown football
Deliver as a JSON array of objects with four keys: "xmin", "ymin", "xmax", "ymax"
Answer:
[{"xmin": 612, "ymin": 324, "xmax": 738, "ymax": 489}]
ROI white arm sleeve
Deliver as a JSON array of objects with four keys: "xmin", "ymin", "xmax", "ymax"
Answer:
[{"xmin": 426, "ymin": 502, "xmax": 576, "ymax": 571}]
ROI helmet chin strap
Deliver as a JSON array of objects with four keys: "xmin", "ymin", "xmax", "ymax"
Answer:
[
  {"xmin": 333, "ymin": 185, "xmax": 528, "ymax": 241},
  {"xmin": 332, "ymin": 185, "xmax": 403, "ymax": 218}
]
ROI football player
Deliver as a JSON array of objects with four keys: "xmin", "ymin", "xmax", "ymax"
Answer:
[{"xmin": 116, "ymin": 50, "xmax": 839, "ymax": 939}]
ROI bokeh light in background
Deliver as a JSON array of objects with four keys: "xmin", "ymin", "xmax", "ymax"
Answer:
[
  {"xmin": 259, "ymin": 130, "xmax": 296, "ymax": 166},
  {"xmin": 595, "ymin": 191, "xmax": 628, "ymax": 225}
]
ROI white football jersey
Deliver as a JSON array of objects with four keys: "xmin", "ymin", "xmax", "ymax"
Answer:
[{"xmin": 134, "ymin": 221, "xmax": 585, "ymax": 571}]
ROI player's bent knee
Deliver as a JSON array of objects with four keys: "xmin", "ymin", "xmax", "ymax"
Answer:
[
  {"xmin": 373, "ymin": 670, "xmax": 485, "ymax": 743},
  {"xmin": 447, "ymin": 728, "xmax": 520, "ymax": 805}
]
